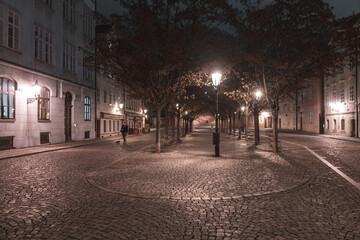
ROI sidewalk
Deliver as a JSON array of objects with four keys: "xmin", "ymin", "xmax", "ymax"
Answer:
[
  {"xmin": 0, "ymin": 133, "xmax": 147, "ymax": 161},
  {"xmin": 276, "ymin": 129, "xmax": 360, "ymax": 143}
]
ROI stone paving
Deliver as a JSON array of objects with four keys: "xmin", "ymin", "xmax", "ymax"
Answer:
[{"xmin": 1, "ymin": 129, "xmax": 360, "ymax": 239}]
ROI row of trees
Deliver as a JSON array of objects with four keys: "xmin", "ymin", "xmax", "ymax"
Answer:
[{"xmin": 92, "ymin": 0, "xmax": 359, "ymax": 153}]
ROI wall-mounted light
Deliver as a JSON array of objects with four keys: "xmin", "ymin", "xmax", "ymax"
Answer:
[
  {"xmin": 144, "ymin": 109, "xmax": 147, "ymax": 114},
  {"xmin": 27, "ymin": 80, "xmax": 41, "ymax": 104},
  {"xmin": 119, "ymin": 103, "xmax": 124, "ymax": 109}
]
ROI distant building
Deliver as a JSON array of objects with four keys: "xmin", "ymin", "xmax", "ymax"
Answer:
[
  {"xmin": 0, "ymin": 0, "xmax": 96, "ymax": 149},
  {"xmin": 324, "ymin": 14, "xmax": 359, "ymax": 137},
  {"xmin": 325, "ymin": 62, "xmax": 358, "ymax": 136},
  {"xmin": 95, "ymin": 25, "xmax": 145, "ymax": 137}
]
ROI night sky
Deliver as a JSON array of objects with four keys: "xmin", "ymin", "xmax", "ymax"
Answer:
[{"xmin": 97, "ymin": 0, "xmax": 360, "ymax": 19}]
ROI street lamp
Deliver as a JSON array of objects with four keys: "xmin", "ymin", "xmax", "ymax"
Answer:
[
  {"xmin": 255, "ymin": 90, "xmax": 262, "ymax": 100},
  {"xmin": 212, "ymin": 72, "xmax": 221, "ymax": 157}
]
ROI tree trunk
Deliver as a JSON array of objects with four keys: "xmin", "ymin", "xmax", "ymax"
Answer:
[
  {"xmin": 190, "ymin": 119, "xmax": 193, "ymax": 132},
  {"xmin": 245, "ymin": 103, "xmax": 249, "ymax": 141},
  {"xmin": 238, "ymin": 112, "xmax": 242, "ymax": 140},
  {"xmin": 254, "ymin": 107, "xmax": 260, "ymax": 145},
  {"xmin": 272, "ymin": 107, "xmax": 279, "ymax": 152},
  {"xmin": 155, "ymin": 107, "xmax": 162, "ymax": 153},
  {"xmin": 233, "ymin": 114, "xmax": 236, "ymax": 136},
  {"xmin": 164, "ymin": 110, "xmax": 169, "ymax": 139},
  {"xmin": 229, "ymin": 116, "xmax": 232, "ymax": 135},
  {"xmin": 177, "ymin": 111, "xmax": 181, "ymax": 142},
  {"xmin": 172, "ymin": 113, "xmax": 175, "ymax": 138}
]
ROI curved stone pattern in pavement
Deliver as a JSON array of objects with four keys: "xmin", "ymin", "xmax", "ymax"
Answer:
[{"xmin": 87, "ymin": 131, "xmax": 311, "ymax": 199}]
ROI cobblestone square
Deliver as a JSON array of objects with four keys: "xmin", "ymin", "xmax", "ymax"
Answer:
[{"xmin": 1, "ymin": 129, "xmax": 360, "ymax": 239}]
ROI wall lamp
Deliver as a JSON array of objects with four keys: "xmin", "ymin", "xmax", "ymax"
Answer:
[{"xmin": 27, "ymin": 80, "xmax": 41, "ymax": 104}]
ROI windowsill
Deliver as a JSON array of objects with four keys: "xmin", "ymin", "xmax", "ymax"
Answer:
[
  {"xmin": 85, "ymin": 120, "xmax": 91, "ymax": 121},
  {"xmin": 38, "ymin": 119, "xmax": 51, "ymax": 123},
  {"xmin": 0, "ymin": 119, "xmax": 16, "ymax": 123},
  {"xmin": 0, "ymin": 45, "xmax": 22, "ymax": 55},
  {"xmin": 34, "ymin": 58, "xmax": 55, "ymax": 69},
  {"xmin": 63, "ymin": 69, "xmax": 77, "ymax": 76}
]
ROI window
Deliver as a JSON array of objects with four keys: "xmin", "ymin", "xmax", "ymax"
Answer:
[
  {"xmin": 332, "ymin": 90, "xmax": 336, "ymax": 102},
  {"xmin": 63, "ymin": 0, "xmax": 75, "ymax": 24},
  {"xmin": 38, "ymin": 87, "xmax": 50, "ymax": 120},
  {"xmin": 104, "ymin": 91, "xmax": 107, "ymax": 103},
  {"xmin": 0, "ymin": 78, "xmax": 15, "ymax": 119},
  {"xmin": 83, "ymin": 65, "xmax": 94, "ymax": 80},
  {"xmin": 340, "ymin": 88, "xmax": 345, "ymax": 103},
  {"xmin": 8, "ymin": 10, "xmax": 19, "ymax": 50},
  {"xmin": 109, "ymin": 92, "xmax": 112, "ymax": 104},
  {"xmin": 341, "ymin": 119, "xmax": 345, "ymax": 131},
  {"xmin": 35, "ymin": 26, "xmax": 53, "ymax": 63},
  {"xmin": 96, "ymin": 89, "xmax": 100, "ymax": 102},
  {"xmin": 109, "ymin": 120, "xmax": 111, "ymax": 132},
  {"xmin": 84, "ymin": 96, "xmax": 90, "ymax": 121},
  {"xmin": 113, "ymin": 120, "xmax": 115, "ymax": 132},
  {"xmin": 83, "ymin": 5, "xmax": 93, "ymax": 44},
  {"xmin": 43, "ymin": 0, "xmax": 52, "ymax": 7},
  {"xmin": 350, "ymin": 85, "xmax": 354, "ymax": 102},
  {"xmin": 327, "ymin": 119, "xmax": 329, "ymax": 130},
  {"xmin": 309, "ymin": 111, "xmax": 313, "ymax": 124},
  {"xmin": 63, "ymin": 42, "xmax": 75, "ymax": 72},
  {"xmin": 103, "ymin": 120, "xmax": 106, "ymax": 132},
  {"xmin": 333, "ymin": 119, "xmax": 336, "ymax": 130},
  {"xmin": 117, "ymin": 120, "xmax": 119, "ymax": 131},
  {"xmin": 0, "ymin": 5, "xmax": 4, "ymax": 45}
]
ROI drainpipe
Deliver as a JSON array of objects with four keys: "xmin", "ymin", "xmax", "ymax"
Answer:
[
  {"xmin": 94, "ymin": 0, "xmax": 98, "ymax": 138},
  {"xmin": 356, "ymin": 35, "xmax": 359, "ymax": 138}
]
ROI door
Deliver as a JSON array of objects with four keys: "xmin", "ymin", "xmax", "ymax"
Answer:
[
  {"xmin": 65, "ymin": 92, "xmax": 72, "ymax": 141},
  {"xmin": 96, "ymin": 120, "xmax": 101, "ymax": 138},
  {"xmin": 350, "ymin": 119, "xmax": 355, "ymax": 137},
  {"xmin": 268, "ymin": 117, "xmax": 272, "ymax": 128}
]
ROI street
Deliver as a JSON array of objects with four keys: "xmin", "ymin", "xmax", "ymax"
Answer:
[{"xmin": 1, "ymin": 129, "xmax": 360, "ymax": 239}]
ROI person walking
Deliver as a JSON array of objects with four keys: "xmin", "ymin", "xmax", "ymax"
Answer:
[{"xmin": 121, "ymin": 121, "xmax": 128, "ymax": 143}]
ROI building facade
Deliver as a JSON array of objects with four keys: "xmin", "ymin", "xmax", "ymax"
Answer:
[
  {"xmin": 0, "ymin": 0, "xmax": 96, "ymax": 149},
  {"xmin": 325, "ymin": 62, "xmax": 359, "ymax": 137}
]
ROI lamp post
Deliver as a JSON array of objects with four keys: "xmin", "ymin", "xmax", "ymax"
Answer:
[
  {"xmin": 212, "ymin": 73, "xmax": 221, "ymax": 157},
  {"xmin": 238, "ymin": 106, "xmax": 245, "ymax": 140},
  {"xmin": 254, "ymin": 90, "xmax": 262, "ymax": 145}
]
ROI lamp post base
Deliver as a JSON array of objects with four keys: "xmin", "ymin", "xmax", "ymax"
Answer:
[{"xmin": 215, "ymin": 145, "xmax": 219, "ymax": 157}]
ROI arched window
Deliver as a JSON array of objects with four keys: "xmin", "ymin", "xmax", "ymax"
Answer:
[
  {"xmin": 38, "ymin": 87, "xmax": 50, "ymax": 120},
  {"xmin": 0, "ymin": 78, "xmax": 15, "ymax": 119},
  {"xmin": 84, "ymin": 96, "xmax": 91, "ymax": 121}
]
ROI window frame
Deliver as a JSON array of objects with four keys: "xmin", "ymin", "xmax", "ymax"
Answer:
[
  {"xmin": 38, "ymin": 87, "xmax": 50, "ymax": 120},
  {"xmin": 63, "ymin": 42, "xmax": 75, "ymax": 72},
  {"xmin": 84, "ymin": 96, "xmax": 91, "ymax": 121},
  {"xmin": 0, "ymin": 4, "xmax": 4, "ymax": 46},
  {"xmin": 7, "ymin": 9, "xmax": 19, "ymax": 50},
  {"xmin": 349, "ymin": 85, "xmax": 354, "ymax": 102},
  {"xmin": 0, "ymin": 78, "xmax": 16, "ymax": 119}
]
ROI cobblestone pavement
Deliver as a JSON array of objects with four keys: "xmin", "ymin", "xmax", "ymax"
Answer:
[{"xmin": 1, "ymin": 129, "xmax": 359, "ymax": 239}]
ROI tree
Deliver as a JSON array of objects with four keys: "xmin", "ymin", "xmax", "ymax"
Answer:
[
  {"xmin": 94, "ymin": 0, "xmax": 232, "ymax": 153},
  {"xmin": 235, "ymin": 0, "xmax": 335, "ymax": 152}
]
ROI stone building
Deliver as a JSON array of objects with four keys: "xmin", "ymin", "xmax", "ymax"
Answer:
[
  {"xmin": 325, "ymin": 63, "xmax": 358, "ymax": 137},
  {"xmin": 0, "ymin": 0, "xmax": 96, "ymax": 149},
  {"xmin": 324, "ymin": 14, "xmax": 359, "ymax": 137}
]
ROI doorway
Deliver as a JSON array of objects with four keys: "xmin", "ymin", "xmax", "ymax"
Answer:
[
  {"xmin": 351, "ymin": 119, "xmax": 355, "ymax": 137},
  {"xmin": 65, "ymin": 92, "xmax": 72, "ymax": 141}
]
